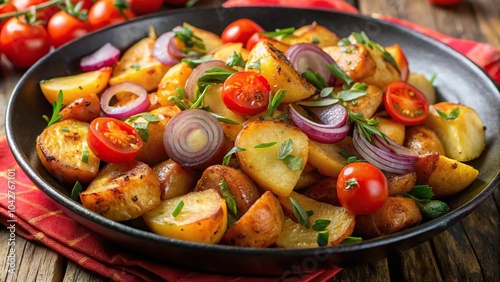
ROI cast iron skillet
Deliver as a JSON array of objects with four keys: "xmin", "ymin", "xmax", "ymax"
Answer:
[{"xmin": 6, "ymin": 6, "xmax": 500, "ymax": 275}]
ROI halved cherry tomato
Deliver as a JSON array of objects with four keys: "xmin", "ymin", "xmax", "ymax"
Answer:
[
  {"xmin": 336, "ymin": 162, "xmax": 389, "ymax": 215},
  {"xmin": 384, "ymin": 81, "xmax": 429, "ymax": 126},
  {"xmin": 221, "ymin": 18, "xmax": 264, "ymax": 46},
  {"xmin": 385, "ymin": 44, "xmax": 409, "ymax": 81},
  {"xmin": 246, "ymin": 32, "xmax": 267, "ymax": 50},
  {"xmin": 87, "ymin": 117, "xmax": 143, "ymax": 163},
  {"xmin": 222, "ymin": 71, "xmax": 270, "ymax": 117},
  {"xmin": 88, "ymin": 0, "xmax": 135, "ymax": 30}
]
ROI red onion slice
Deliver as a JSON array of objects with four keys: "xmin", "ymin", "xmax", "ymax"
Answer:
[
  {"xmin": 80, "ymin": 43, "xmax": 120, "ymax": 72},
  {"xmin": 163, "ymin": 109, "xmax": 225, "ymax": 168},
  {"xmin": 184, "ymin": 60, "xmax": 230, "ymax": 100},
  {"xmin": 289, "ymin": 104, "xmax": 350, "ymax": 143},
  {"xmin": 152, "ymin": 31, "xmax": 180, "ymax": 66},
  {"xmin": 100, "ymin": 82, "xmax": 150, "ymax": 119},
  {"xmin": 309, "ymin": 103, "xmax": 348, "ymax": 128},
  {"xmin": 352, "ymin": 128, "xmax": 417, "ymax": 174},
  {"xmin": 285, "ymin": 43, "xmax": 336, "ymax": 86}
]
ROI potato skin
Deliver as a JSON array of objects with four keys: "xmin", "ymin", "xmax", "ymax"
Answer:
[
  {"xmin": 426, "ymin": 155, "xmax": 479, "ymax": 198},
  {"xmin": 195, "ymin": 165, "xmax": 261, "ymax": 217},
  {"xmin": 385, "ymin": 171, "xmax": 417, "ymax": 196},
  {"xmin": 354, "ymin": 196, "xmax": 422, "ymax": 239},
  {"xmin": 221, "ymin": 191, "xmax": 284, "ymax": 247},
  {"xmin": 404, "ymin": 125, "xmax": 446, "ymax": 155},
  {"xmin": 302, "ymin": 177, "xmax": 340, "ymax": 206},
  {"xmin": 80, "ymin": 160, "xmax": 161, "ymax": 221},
  {"xmin": 36, "ymin": 119, "xmax": 100, "ymax": 183},
  {"xmin": 153, "ymin": 159, "xmax": 197, "ymax": 200},
  {"xmin": 59, "ymin": 93, "xmax": 101, "ymax": 123}
]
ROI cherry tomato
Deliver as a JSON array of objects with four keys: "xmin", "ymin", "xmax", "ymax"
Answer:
[
  {"xmin": 87, "ymin": 117, "xmax": 143, "ymax": 163},
  {"xmin": 0, "ymin": 1, "xmax": 17, "ymax": 30},
  {"xmin": 222, "ymin": 18, "xmax": 264, "ymax": 46},
  {"xmin": 427, "ymin": 0, "xmax": 462, "ymax": 6},
  {"xmin": 128, "ymin": 0, "xmax": 163, "ymax": 15},
  {"xmin": 222, "ymin": 71, "xmax": 271, "ymax": 117},
  {"xmin": 0, "ymin": 16, "xmax": 51, "ymax": 69},
  {"xmin": 336, "ymin": 162, "xmax": 389, "ymax": 215},
  {"xmin": 246, "ymin": 32, "xmax": 267, "ymax": 50},
  {"xmin": 384, "ymin": 81, "xmax": 429, "ymax": 126},
  {"xmin": 12, "ymin": 0, "xmax": 59, "ymax": 24},
  {"xmin": 71, "ymin": 0, "xmax": 93, "ymax": 10},
  {"xmin": 48, "ymin": 10, "xmax": 92, "ymax": 48},
  {"xmin": 385, "ymin": 44, "xmax": 409, "ymax": 81},
  {"xmin": 88, "ymin": 0, "xmax": 136, "ymax": 30}
]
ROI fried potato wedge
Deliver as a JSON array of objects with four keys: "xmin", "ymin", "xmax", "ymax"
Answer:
[
  {"xmin": 143, "ymin": 189, "xmax": 227, "ymax": 244},
  {"xmin": 59, "ymin": 93, "xmax": 101, "ymax": 123},
  {"xmin": 385, "ymin": 171, "xmax": 417, "ymax": 196},
  {"xmin": 276, "ymin": 192, "xmax": 355, "ymax": 248},
  {"xmin": 245, "ymin": 40, "xmax": 316, "ymax": 103},
  {"xmin": 221, "ymin": 191, "xmax": 284, "ymax": 247},
  {"xmin": 153, "ymin": 159, "xmax": 197, "ymax": 200},
  {"xmin": 323, "ymin": 44, "xmax": 376, "ymax": 83},
  {"xmin": 301, "ymin": 177, "xmax": 340, "ymax": 206},
  {"xmin": 36, "ymin": 119, "xmax": 100, "ymax": 183},
  {"xmin": 183, "ymin": 22, "xmax": 223, "ymax": 54},
  {"xmin": 407, "ymin": 73, "xmax": 436, "ymax": 104},
  {"xmin": 307, "ymin": 136, "xmax": 358, "ymax": 178},
  {"xmin": 342, "ymin": 84, "xmax": 383, "ymax": 119},
  {"xmin": 235, "ymin": 120, "xmax": 309, "ymax": 197},
  {"xmin": 424, "ymin": 103, "xmax": 486, "ymax": 162},
  {"xmin": 375, "ymin": 116, "xmax": 406, "ymax": 145},
  {"xmin": 80, "ymin": 160, "xmax": 161, "ymax": 221},
  {"xmin": 156, "ymin": 62, "xmax": 193, "ymax": 107},
  {"xmin": 427, "ymin": 155, "xmax": 479, "ymax": 198},
  {"xmin": 404, "ymin": 125, "xmax": 446, "ymax": 155},
  {"xmin": 290, "ymin": 22, "xmax": 340, "ymax": 47},
  {"xmin": 209, "ymin": 42, "xmax": 249, "ymax": 63}
]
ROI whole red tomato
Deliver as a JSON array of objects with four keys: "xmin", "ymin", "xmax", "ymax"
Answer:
[
  {"xmin": 128, "ymin": 0, "xmax": 163, "ymax": 15},
  {"xmin": 336, "ymin": 162, "xmax": 389, "ymax": 215},
  {"xmin": 0, "ymin": 1, "xmax": 17, "ymax": 31},
  {"xmin": 427, "ymin": 0, "xmax": 462, "ymax": 6},
  {"xmin": 88, "ymin": 0, "xmax": 136, "ymax": 30},
  {"xmin": 0, "ymin": 16, "xmax": 52, "ymax": 68},
  {"xmin": 71, "ymin": 0, "xmax": 93, "ymax": 10},
  {"xmin": 12, "ymin": 0, "xmax": 59, "ymax": 24},
  {"xmin": 221, "ymin": 18, "xmax": 264, "ymax": 46},
  {"xmin": 48, "ymin": 9, "xmax": 92, "ymax": 48}
]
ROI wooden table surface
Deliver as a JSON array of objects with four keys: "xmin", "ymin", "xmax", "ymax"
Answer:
[{"xmin": 1, "ymin": 0, "xmax": 498, "ymax": 281}]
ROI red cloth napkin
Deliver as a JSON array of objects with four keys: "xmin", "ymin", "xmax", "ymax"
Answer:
[
  {"xmin": 0, "ymin": 135, "xmax": 341, "ymax": 281},
  {"xmin": 223, "ymin": 0, "xmax": 500, "ymax": 84}
]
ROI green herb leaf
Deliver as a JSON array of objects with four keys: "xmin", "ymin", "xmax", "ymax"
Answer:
[
  {"xmin": 71, "ymin": 181, "xmax": 82, "ymax": 201},
  {"xmin": 168, "ymin": 86, "xmax": 191, "ymax": 110},
  {"xmin": 227, "ymin": 213, "xmax": 237, "ymax": 229},
  {"xmin": 190, "ymin": 84, "xmax": 212, "ymax": 109},
  {"xmin": 211, "ymin": 113, "xmax": 240, "ymax": 125},
  {"xmin": 429, "ymin": 73, "xmax": 437, "ymax": 85},
  {"xmin": 290, "ymin": 197, "xmax": 310, "ymax": 228},
  {"xmin": 246, "ymin": 59, "xmax": 261, "ymax": 70},
  {"xmin": 349, "ymin": 110, "xmax": 385, "ymax": 142},
  {"xmin": 225, "ymin": 52, "xmax": 246, "ymax": 68},
  {"xmin": 42, "ymin": 90, "xmax": 64, "ymax": 127},
  {"xmin": 254, "ymin": 142, "xmax": 277, "ymax": 148},
  {"xmin": 128, "ymin": 113, "xmax": 160, "ymax": 123},
  {"xmin": 172, "ymin": 200, "xmax": 184, "ymax": 217},
  {"xmin": 326, "ymin": 63, "xmax": 354, "ymax": 86},
  {"xmin": 342, "ymin": 236, "xmax": 362, "ymax": 244},
  {"xmin": 336, "ymin": 89, "xmax": 368, "ymax": 102},
  {"xmin": 130, "ymin": 63, "xmax": 141, "ymax": 71},
  {"xmin": 337, "ymin": 38, "xmax": 352, "ymax": 47},
  {"xmin": 408, "ymin": 185, "xmax": 434, "ymax": 199},
  {"xmin": 197, "ymin": 67, "xmax": 237, "ymax": 94},
  {"xmin": 81, "ymin": 150, "xmax": 89, "ymax": 163},
  {"xmin": 175, "ymin": 26, "xmax": 205, "ymax": 52},
  {"xmin": 312, "ymin": 219, "xmax": 331, "ymax": 231},
  {"xmin": 265, "ymin": 89, "xmax": 286, "ymax": 119},
  {"xmin": 186, "ymin": 0, "xmax": 199, "ymax": 7},
  {"xmin": 282, "ymin": 155, "xmax": 303, "ymax": 171},
  {"xmin": 302, "ymin": 70, "xmax": 328, "ymax": 90},
  {"xmin": 182, "ymin": 57, "xmax": 214, "ymax": 68},
  {"xmin": 402, "ymin": 186, "xmax": 449, "ymax": 219},
  {"xmin": 60, "ymin": 127, "xmax": 70, "ymax": 132},
  {"xmin": 317, "ymin": 230, "xmax": 329, "ymax": 247},
  {"xmin": 222, "ymin": 146, "xmax": 246, "ymax": 166},
  {"xmin": 132, "ymin": 122, "xmax": 150, "ymax": 142},
  {"xmin": 220, "ymin": 179, "xmax": 238, "ymax": 216},
  {"xmin": 436, "ymin": 107, "xmax": 460, "ymax": 120},
  {"xmin": 311, "ymin": 38, "xmax": 320, "ymax": 44},
  {"xmin": 261, "ymin": 27, "xmax": 295, "ymax": 38},
  {"xmin": 277, "ymin": 139, "xmax": 294, "ymax": 160}
]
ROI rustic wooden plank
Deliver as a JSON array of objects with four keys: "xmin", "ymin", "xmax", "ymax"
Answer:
[
  {"xmin": 431, "ymin": 224, "xmax": 483, "ymax": 281},
  {"xmin": 331, "ymin": 259, "xmax": 391, "ymax": 281},
  {"xmin": 461, "ymin": 195, "xmax": 500, "ymax": 281},
  {"xmin": 471, "ymin": 0, "xmax": 500, "ymax": 47},
  {"xmin": 62, "ymin": 261, "xmax": 108, "ymax": 282},
  {"xmin": 394, "ymin": 242, "xmax": 442, "ymax": 281},
  {"xmin": 0, "ymin": 228, "xmax": 16, "ymax": 282}
]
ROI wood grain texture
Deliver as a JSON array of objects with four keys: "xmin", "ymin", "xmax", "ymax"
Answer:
[{"xmin": 331, "ymin": 259, "xmax": 391, "ymax": 281}]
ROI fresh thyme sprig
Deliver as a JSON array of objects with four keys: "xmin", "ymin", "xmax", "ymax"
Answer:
[{"xmin": 42, "ymin": 90, "xmax": 64, "ymax": 127}]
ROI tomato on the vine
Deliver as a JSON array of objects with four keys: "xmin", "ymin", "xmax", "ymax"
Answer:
[
  {"xmin": 87, "ymin": 117, "xmax": 143, "ymax": 163},
  {"xmin": 384, "ymin": 81, "xmax": 429, "ymax": 126},
  {"xmin": 221, "ymin": 18, "xmax": 264, "ymax": 46},
  {"xmin": 336, "ymin": 162, "xmax": 389, "ymax": 215},
  {"xmin": 71, "ymin": 0, "xmax": 93, "ymax": 10},
  {"xmin": 128, "ymin": 0, "xmax": 163, "ymax": 15},
  {"xmin": 246, "ymin": 32, "xmax": 267, "ymax": 50},
  {"xmin": 12, "ymin": 0, "xmax": 59, "ymax": 24},
  {"xmin": 88, "ymin": 0, "xmax": 136, "ymax": 30},
  {"xmin": 0, "ymin": 1, "xmax": 17, "ymax": 31},
  {"xmin": 222, "ymin": 71, "xmax": 271, "ymax": 117},
  {"xmin": 48, "ymin": 9, "xmax": 92, "ymax": 48},
  {"xmin": 0, "ymin": 16, "xmax": 51, "ymax": 69}
]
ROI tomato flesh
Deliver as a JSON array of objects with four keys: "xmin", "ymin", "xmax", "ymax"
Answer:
[
  {"xmin": 384, "ymin": 81, "xmax": 429, "ymax": 126},
  {"xmin": 246, "ymin": 32, "xmax": 267, "ymax": 50},
  {"xmin": 222, "ymin": 71, "xmax": 271, "ymax": 117},
  {"xmin": 88, "ymin": 117, "xmax": 143, "ymax": 163},
  {"xmin": 221, "ymin": 18, "xmax": 264, "ymax": 45},
  {"xmin": 337, "ymin": 162, "xmax": 389, "ymax": 215}
]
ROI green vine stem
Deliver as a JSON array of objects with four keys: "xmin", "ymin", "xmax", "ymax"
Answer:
[{"xmin": 0, "ymin": 0, "xmax": 63, "ymax": 21}]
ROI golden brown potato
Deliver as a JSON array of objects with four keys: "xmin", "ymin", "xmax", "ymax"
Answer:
[
  {"xmin": 80, "ymin": 160, "xmax": 161, "ymax": 221},
  {"xmin": 36, "ymin": 119, "xmax": 100, "ymax": 183},
  {"xmin": 156, "ymin": 62, "xmax": 193, "ymax": 107},
  {"xmin": 414, "ymin": 153, "xmax": 440, "ymax": 185},
  {"xmin": 143, "ymin": 189, "xmax": 227, "ymax": 244},
  {"xmin": 426, "ymin": 155, "xmax": 479, "ymax": 198},
  {"xmin": 183, "ymin": 22, "xmax": 223, "ymax": 54},
  {"xmin": 385, "ymin": 171, "xmax": 417, "ymax": 196},
  {"xmin": 375, "ymin": 116, "xmax": 406, "ymax": 145},
  {"xmin": 208, "ymin": 42, "xmax": 249, "ymax": 63},
  {"xmin": 354, "ymin": 196, "xmax": 422, "ymax": 239},
  {"xmin": 294, "ymin": 170, "xmax": 324, "ymax": 190},
  {"xmin": 195, "ymin": 164, "xmax": 261, "ymax": 217},
  {"xmin": 323, "ymin": 44, "xmax": 376, "ymax": 82},
  {"xmin": 276, "ymin": 192, "xmax": 355, "ymax": 248},
  {"xmin": 424, "ymin": 103, "xmax": 486, "ymax": 162},
  {"xmin": 404, "ymin": 125, "xmax": 446, "ymax": 155},
  {"xmin": 221, "ymin": 191, "xmax": 284, "ymax": 247},
  {"xmin": 361, "ymin": 46, "xmax": 402, "ymax": 90},
  {"xmin": 235, "ymin": 120, "xmax": 309, "ymax": 197},
  {"xmin": 342, "ymin": 84, "xmax": 383, "ymax": 119},
  {"xmin": 126, "ymin": 106, "xmax": 180, "ymax": 164},
  {"xmin": 59, "ymin": 93, "xmax": 101, "ymax": 123},
  {"xmin": 245, "ymin": 40, "xmax": 316, "ymax": 103},
  {"xmin": 307, "ymin": 136, "xmax": 358, "ymax": 178},
  {"xmin": 301, "ymin": 177, "xmax": 340, "ymax": 206},
  {"xmin": 407, "ymin": 73, "xmax": 436, "ymax": 104},
  {"xmin": 153, "ymin": 159, "xmax": 197, "ymax": 200},
  {"xmin": 258, "ymin": 37, "xmax": 291, "ymax": 53},
  {"xmin": 287, "ymin": 22, "xmax": 340, "ymax": 47}
]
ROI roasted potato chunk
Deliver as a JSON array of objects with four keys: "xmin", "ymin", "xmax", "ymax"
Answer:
[
  {"xmin": 36, "ymin": 119, "xmax": 100, "ymax": 183},
  {"xmin": 342, "ymin": 84, "xmax": 383, "ymax": 119},
  {"xmin": 288, "ymin": 22, "xmax": 340, "ymax": 47},
  {"xmin": 235, "ymin": 120, "xmax": 309, "ymax": 197},
  {"xmin": 404, "ymin": 125, "xmax": 446, "ymax": 155},
  {"xmin": 354, "ymin": 196, "xmax": 422, "ymax": 239},
  {"xmin": 153, "ymin": 159, "xmax": 197, "ymax": 200},
  {"xmin": 80, "ymin": 160, "xmax": 161, "ymax": 221},
  {"xmin": 183, "ymin": 22, "xmax": 223, "ymax": 54},
  {"xmin": 221, "ymin": 191, "xmax": 284, "ymax": 247},
  {"xmin": 195, "ymin": 165, "xmax": 261, "ymax": 217},
  {"xmin": 59, "ymin": 93, "xmax": 101, "ymax": 123},
  {"xmin": 407, "ymin": 73, "xmax": 436, "ymax": 104},
  {"xmin": 375, "ymin": 116, "xmax": 406, "ymax": 145},
  {"xmin": 209, "ymin": 42, "xmax": 249, "ymax": 63},
  {"xmin": 245, "ymin": 40, "xmax": 316, "ymax": 103},
  {"xmin": 308, "ymin": 136, "xmax": 358, "ymax": 178},
  {"xmin": 156, "ymin": 62, "xmax": 193, "ymax": 107},
  {"xmin": 385, "ymin": 171, "xmax": 417, "ymax": 196},
  {"xmin": 143, "ymin": 189, "xmax": 227, "ymax": 244},
  {"xmin": 276, "ymin": 192, "xmax": 355, "ymax": 248},
  {"xmin": 302, "ymin": 177, "xmax": 340, "ymax": 206},
  {"xmin": 426, "ymin": 155, "xmax": 479, "ymax": 198}
]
